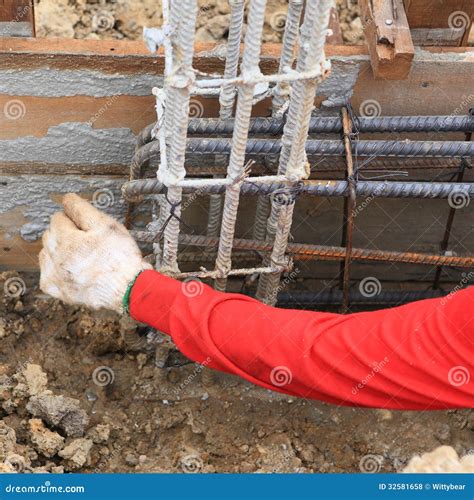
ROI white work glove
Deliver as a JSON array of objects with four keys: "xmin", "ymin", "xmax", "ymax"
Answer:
[
  {"xmin": 402, "ymin": 446, "xmax": 474, "ymax": 473},
  {"xmin": 40, "ymin": 193, "xmax": 152, "ymax": 313}
]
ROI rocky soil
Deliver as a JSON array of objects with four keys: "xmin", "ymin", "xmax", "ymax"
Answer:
[
  {"xmin": 33, "ymin": 0, "xmax": 364, "ymax": 44},
  {"xmin": 1, "ymin": 271, "xmax": 472, "ymax": 473}
]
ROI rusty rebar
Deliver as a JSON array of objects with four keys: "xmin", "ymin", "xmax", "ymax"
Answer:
[
  {"xmin": 340, "ymin": 107, "xmax": 356, "ymax": 313},
  {"xmin": 133, "ymin": 232, "xmax": 474, "ymax": 268},
  {"xmin": 433, "ymin": 126, "xmax": 472, "ymax": 288}
]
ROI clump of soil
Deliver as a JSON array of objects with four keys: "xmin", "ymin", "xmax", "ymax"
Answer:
[
  {"xmin": 0, "ymin": 271, "xmax": 472, "ymax": 473},
  {"xmin": 0, "ymin": 359, "xmax": 108, "ymax": 473}
]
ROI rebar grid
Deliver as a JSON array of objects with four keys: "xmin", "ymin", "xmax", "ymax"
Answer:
[{"xmin": 129, "ymin": 0, "xmax": 473, "ymax": 307}]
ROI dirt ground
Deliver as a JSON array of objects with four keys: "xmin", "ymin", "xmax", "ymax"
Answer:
[
  {"xmin": 1, "ymin": 271, "xmax": 473, "ymax": 473},
  {"xmin": 33, "ymin": 0, "xmax": 364, "ymax": 44}
]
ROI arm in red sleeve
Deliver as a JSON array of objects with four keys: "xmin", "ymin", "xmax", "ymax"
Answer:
[{"xmin": 129, "ymin": 270, "xmax": 474, "ymax": 410}]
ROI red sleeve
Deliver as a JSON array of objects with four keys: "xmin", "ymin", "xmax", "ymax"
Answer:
[{"xmin": 129, "ymin": 270, "xmax": 474, "ymax": 410}]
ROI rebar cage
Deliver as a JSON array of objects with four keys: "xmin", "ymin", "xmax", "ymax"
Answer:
[{"xmin": 122, "ymin": 0, "xmax": 474, "ymax": 310}]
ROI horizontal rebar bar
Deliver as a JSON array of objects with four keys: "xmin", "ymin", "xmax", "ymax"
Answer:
[
  {"xmin": 171, "ymin": 263, "xmax": 290, "ymax": 279},
  {"xmin": 130, "ymin": 139, "xmax": 473, "ymax": 179},
  {"xmin": 138, "ymin": 115, "xmax": 474, "ymax": 141},
  {"xmin": 132, "ymin": 233, "xmax": 474, "ymax": 268},
  {"xmin": 123, "ymin": 178, "xmax": 474, "ymax": 200},
  {"xmin": 275, "ymin": 290, "xmax": 447, "ymax": 306},
  {"xmin": 141, "ymin": 157, "xmax": 467, "ymax": 177},
  {"xmin": 186, "ymin": 138, "xmax": 474, "ymax": 157}
]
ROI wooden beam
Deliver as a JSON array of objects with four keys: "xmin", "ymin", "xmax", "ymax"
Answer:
[
  {"xmin": 0, "ymin": 0, "xmax": 34, "ymax": 37},
  {"xmin": 0, "ymin": 38, "xmax": 471, "ymax": 173},
  {"xmin": 359, "ymin": 0, "xmax": 415, "ymax": 80},
  {"xmin": 404, "ymin": 0, "xmax": 473, "ymax": 46}
]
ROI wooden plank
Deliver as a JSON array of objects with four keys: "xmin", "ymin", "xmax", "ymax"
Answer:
[
  {"xmin": 359, "ymin": 0, "xmax": 415, "ymax": 79},
  {"xmin": 410, "ymin": 27, "xmax": 465, "ymax": 46},
  {"xmin": 0, "ymin": 0, "xmax": 34, "ymax": 37},
  {"xmin": 404, "ymin": 0, "xmax": 473, "ymax": 46},
  {"xmin": 0, "ymin": 38, "xmax": 472, "ymax": 174}
]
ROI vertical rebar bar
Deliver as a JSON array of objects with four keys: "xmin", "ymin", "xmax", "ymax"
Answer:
[
  {"xmin": 257, "ymin": 0, "xmax": 324, "ymax": 300},
  {"xmin": 161, "ymin": 0, "xmax": 198, "ymax": 274},
  {"xmin": 258, "ymin": 0, "xmax": 333, "ymax": 304},
  {"xmin": 339, "ymin": 107, "xmax": 356, "ymax": 312},
  {"xmin": 214, "ymin": 0, "xmax": 268, "ymax": 291},
  {"xmin": 219, "ymin": 0, "xmax": 246, "ymax": 119},
  {"xmin": 207, "ymin": 0, "xmax": 245, "ymax": 238},
  {"xmin": 271, "ymin": 0, "xmax": 304, "ymax": 115},
  {"xmin": 252, "ymin": 0, "xmax": 303, "ymax": 242}
]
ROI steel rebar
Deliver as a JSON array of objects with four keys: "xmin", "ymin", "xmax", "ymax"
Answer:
[
  {"xmin": 138, "ymin": 115, "xmax": 474, "ymax": 141},
  {"xmin": 434, "ymin": 123, "xmax": 472, "ymax": 288},
  {"xmin": 253, "ymin": 0, "xmax": 303, "ymax": 246},
  {"xmin": 275, "ymin": 290, "xmax": 447, "ymax": 307},
  {"xmin": 123, "ymin": 177, "xmax": 474, "ymax": 200},
  {"xmin": 184, "ymin": 138, "xmax": 474, "ymax": 157},
  {"xmin": 213, "ymin": 0, "xmax": 268, "ymax": 291},
  {"xmin": 271, "ymin": 0, "xmax": 304, "ymax": 114},
  {"xmin": 133, "ymin": 231, "xmax": 474, "ymax": 268},
  {"xmin": 159, "ymin": 0, "xmax": 198, "ymax": 274},
  {"xmin": 177, "ymin": 234, "xmax": 474, "ymax": 268},
  {"xmin": 207, "ymin": 0, "xmax": 245, "ymax": 238},
  {"xmin": 130, "ymin": 138, "xmax": 473, "ymax": 180},
  {"xmin": 340, "ymin": 107, "xmax": 356, "ymax": 312},
  {"xmin": 259, "ymin": 0, "xmax": 339, "ymax": 304}
]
